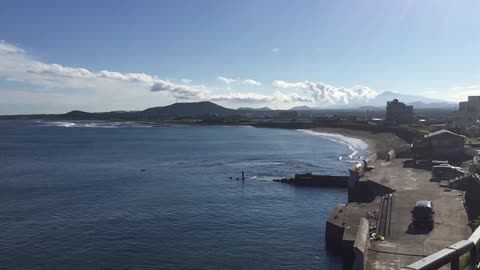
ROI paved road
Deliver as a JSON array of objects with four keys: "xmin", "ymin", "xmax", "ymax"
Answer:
[{"xmin": 365, "ymin": 159, "xmax": 471, "ymax": 269}]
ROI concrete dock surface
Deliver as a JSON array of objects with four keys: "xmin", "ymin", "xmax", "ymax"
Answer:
[{"xmin": 364, "ymin": 158, "xmax": 471, "ymax": 269}]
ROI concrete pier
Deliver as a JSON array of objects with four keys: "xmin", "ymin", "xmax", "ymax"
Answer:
[
  {"xmin": 365, "ymin": 158, "xmax": 471, "ymax": 269},
  {"xmin": 273, "ymin": 173, "xmax": 348, "ymax": 187},
  {"xmin": 325, "ymin": 155, "xmax": 472, "ymax": 269}
]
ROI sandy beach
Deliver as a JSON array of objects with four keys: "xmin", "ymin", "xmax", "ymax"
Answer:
[{"xmin": 309, "ymin": 127, "xmax": 410, "ymax": 156}]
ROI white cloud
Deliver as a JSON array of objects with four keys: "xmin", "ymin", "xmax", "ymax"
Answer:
[
  {"xmin": 272, "ymin": 80, "xmax": 307, "ymax": 89},
  {"xmin": 0, "ymin": 41, "xmax": 24, "ymax": 54},
  {"xmin": 0, "ymin": 40, "xmax": 395, "ymax": 113},
  {"xmin": 210, "ymin": 93, "xmax": 273, "ymax": 103},
  {"xmin": 150, "ymin": 81, "xmax": 209, "ymax": 100},
  {"xmin": 242, "ymin": 79, "xmax": 262, "ymax": 86},
  {"xmin": 0, "ymin": 40, "xmax": 209, "ymax": 102},
  {"xmin": 209, "ymin": 91, "xmax": 314, "ymax": 104},
  {"xmin": 217, "ymin": 76, "xmax": 236, "ymax": 84},
  {"xmin": 272, "ymin": 80, "xmax": 378, "ymax": 105},
  {"xmin": 274, "ymin": 91, "xmax": 315, "ymax": 103},
  {"xmin": 272, "ymin": 48, "xmax": 280, "ymax": 53},
  {"xmin": 97, "ymin": 70, "xmax": 154, "ymax": 82}
]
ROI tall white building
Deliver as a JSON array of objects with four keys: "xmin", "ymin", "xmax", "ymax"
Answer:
[{"xmin": 453, "ymin": 96, "xmax": 480, "ymax": 131}]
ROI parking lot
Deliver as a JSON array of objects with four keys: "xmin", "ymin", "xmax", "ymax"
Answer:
[{"xmin": 364, "ymin": 159, "xmax": 471, "ymax": 269}]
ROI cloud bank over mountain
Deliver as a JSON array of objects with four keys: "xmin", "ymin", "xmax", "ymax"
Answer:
[
  {"xmin": 0, "ymin": 40, "xmax": 212, "ymax": 101},
  {"xmin": 272, "ymin": 80, "xmax": 378, "ymax": 105},
  {"xmin": 0, "ymin": 40, "xmax": 456, "ymax": 114},
  {"xmin": 0, "ymin": 41, "xmax": 310, "ymax": 108}
]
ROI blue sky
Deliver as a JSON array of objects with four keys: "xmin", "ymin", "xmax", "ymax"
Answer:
[{"xmin": 1, "ymin": 0, "xmax": 480, "ymax": 114}]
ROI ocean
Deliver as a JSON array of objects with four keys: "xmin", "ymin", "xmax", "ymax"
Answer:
[{"xmin": 0, "ymin": 120, "xmax": 368, "ymax": 270}]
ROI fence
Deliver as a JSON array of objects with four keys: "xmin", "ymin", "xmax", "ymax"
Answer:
[{"xmin": 401, "ymin": 226, "xmax": 480, "ymax": 270}]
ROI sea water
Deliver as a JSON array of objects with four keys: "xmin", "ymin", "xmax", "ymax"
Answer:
[{"xmin": 0, "ymin": 120, "xmax": 367, "ymax": 270}]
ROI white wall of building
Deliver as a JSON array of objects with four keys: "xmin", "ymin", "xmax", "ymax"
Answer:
[{"xmin": 454, "ymin": 96, "xmax": 480, "ymax": 131}]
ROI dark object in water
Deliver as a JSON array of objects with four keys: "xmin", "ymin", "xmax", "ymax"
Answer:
[{"xmin": 273, "ymin": 172, "xmax": 348, "ymax": 187}]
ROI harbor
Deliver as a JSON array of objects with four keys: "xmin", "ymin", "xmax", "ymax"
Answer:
[
  {"xmin": 269, "ymin": 124, "xmax": 480, "ymax": 269},
  {"xmin": 324, "ymin": 153, "xmax": 473, "ymax": 269}
]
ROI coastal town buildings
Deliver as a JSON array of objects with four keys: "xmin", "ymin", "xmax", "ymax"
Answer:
[
  {"xmin": 278, "ymin": 110, "xmax": 298, "ymax": 120},
  {"xmin": 413, "ymin": 129, "xmax": 466, "ymax": 160},
  {"xmin": 453, "ymin": 96, "xmax": 480, "ymax": 133},
  {"xmin": 385, "ymin": 99, "xmax": 414, "ymax": 124},
  {"xmin": 428, "ymin": 123, "xmax": 447, "ymax": 132},
  {"xmin": 425, "ymin": 129, "xmax": 466, "ymax": 160}
]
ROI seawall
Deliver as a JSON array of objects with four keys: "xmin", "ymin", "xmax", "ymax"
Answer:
[{"xmin": 325, "ymin": 152, "xmax": 393, "ymax": 269}]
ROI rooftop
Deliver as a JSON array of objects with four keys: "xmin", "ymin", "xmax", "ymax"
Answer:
[{"xmin": 424, "ymin": 129, "xmax": 465, "ymax": 139}]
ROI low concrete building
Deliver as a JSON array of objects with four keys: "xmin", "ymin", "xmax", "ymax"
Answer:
[
  {"xmin": 424, "ymin": 129, "xmax": 466, "ymax": 160},
  {"xmin": 386, "ymin": 99, "xmax": 414, "ymax": 124}
]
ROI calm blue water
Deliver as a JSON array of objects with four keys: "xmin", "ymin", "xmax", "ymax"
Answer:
[{"xmin": 0, "ymin": 120, "xmax": 366, "ymax": 270}]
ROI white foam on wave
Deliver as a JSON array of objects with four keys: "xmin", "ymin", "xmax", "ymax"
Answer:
[
  {"xmin": 230, "ymin": 160, "xmax": 284, "ymax": 167},
  {"xmin": 43, "ymin": 121, "xmax": 77, "ymax": 127},
  {"xmin": 248, "ymin": 175, "xmax": 280, "ymax": 182},
  {"xmin": 38, "ymin": 121, "xmax": 154, "ymax": 129},
  {"xmin": 297, "ymin": 129, "xmax": 369, "ymax": 159}
]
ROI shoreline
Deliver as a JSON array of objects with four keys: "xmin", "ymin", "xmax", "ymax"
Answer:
[
  {"xmin": 297, "ymin": 129, "xmax": 370, "ymax": 159},
  {"xmin": 13, "ymin": 119, "xmax": 410, "ymax": 156},
  {"xmin": 307, "ymin": 127, "xmax": 410, "ymax": 156}
]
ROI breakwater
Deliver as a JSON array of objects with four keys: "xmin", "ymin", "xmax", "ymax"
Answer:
[
  {"xmin": 324, "ymin": 154, "xmax": 386, "ymax": 269},
  {"xmin": 272, "ymin": 153, "xmax": 385, "ymax": 269},
  {"xmin": 273, "ymin": 173, "xmax": 348, "ymax": 187}
]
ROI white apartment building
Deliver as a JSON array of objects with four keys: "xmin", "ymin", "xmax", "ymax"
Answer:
[{"xmin": 453, "ymin": 96, "xmax": 480, "ymax": 131}]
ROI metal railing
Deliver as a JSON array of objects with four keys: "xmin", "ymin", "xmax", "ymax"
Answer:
[{"xmin": 401, "ymin": 226, "xmax": 480, "ymax": 270}]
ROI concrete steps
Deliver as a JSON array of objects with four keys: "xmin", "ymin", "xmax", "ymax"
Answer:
[{"xmin": 376, "ymin": 194, "xmax": 393, "ymax": 238}]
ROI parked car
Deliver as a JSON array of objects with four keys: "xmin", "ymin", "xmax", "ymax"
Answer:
[
  {"xmin": 411, "ymin": 200, "xmax": 435, "ymax": 228},
  {"xmin": 431, "ymin": 165, "xmax": 465, "ymax": 180}
]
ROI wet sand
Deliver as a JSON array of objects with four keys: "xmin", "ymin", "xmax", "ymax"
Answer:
[{"xmin": 309, "ymin": 127, "xmax": 410, "ymax": 155}]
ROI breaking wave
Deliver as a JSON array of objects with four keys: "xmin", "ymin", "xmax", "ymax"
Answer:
[
  {"xmin": 248, "ymin": 175, "xmax": 282, "ymax": 182},
  {"xmin": 297, "ymin": 129, "xmax": 368, "ymax": 160},
  {"xmin": 36, "ymin": 121, "xmax": 162, "ymax": 128}
]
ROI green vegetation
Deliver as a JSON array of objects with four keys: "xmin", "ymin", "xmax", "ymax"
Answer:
[
  {"xmin": 467, "ymin": 137, "xmax": 480, "ymax": 145},
  {"xmin": 399, "ymin": 123, "xmax": 430, "ymax": 136},
  {"xmin": 473, "ymin": 217, "xmax": 480, "ymax": 230},
  {"xmin": 459, "ymin": 252, "xmax": 472, "ymax": 269}
]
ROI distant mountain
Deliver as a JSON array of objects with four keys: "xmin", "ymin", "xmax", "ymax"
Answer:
[
  {"xmin": 142, "ymin": 101, "xmax": 235, "ymax": 117},
  {"xmin": 290, "ymin": 106, "xmax": 313, "ymax": 111},
  {"xmin": 58, "ymin": 102, "xmax": 237, "ymax": 120},
  {"xmin": 406, "ymin": 101, "xmax": 457, "ymax": 109},
  {"xmin": 332, "ymin": 91, "xmax": 454, "ymax": 109},
  {"xmin": 369, "ymin": 91, "xmax": 453, "ymax": 107},
  {"xmin": 109, "ymin": 110, "xmax": 137, "ymax": 113},
  {"xmin": 63, "ymin": 110, "xmax": 93, "ymax": 119},
  {"xmin": 237, "ymin": 107, "xmax": 272, "ymax": 111},
  {"xmin": 3, "ymin": 97, "xmax": 457, "ymax": 121},
  {"xmin": 357, "ymin": 106, "xmax": 385, "ymax": 111},
  {"xmin": 286, "ymin": 91, "xmax": 455, "ymax": 110}
]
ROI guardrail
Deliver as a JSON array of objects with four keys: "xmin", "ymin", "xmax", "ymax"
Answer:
[{"xmin": 401, "ymin": 226, "xmax": 480, "ymax": 270}]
